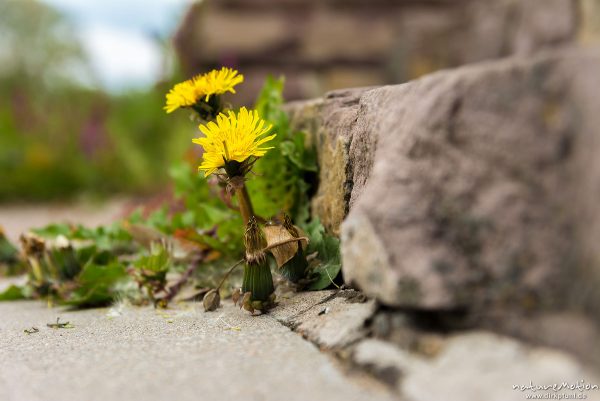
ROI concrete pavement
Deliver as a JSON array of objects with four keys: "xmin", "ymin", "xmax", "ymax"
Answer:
[{"xmin": 0, "ymin": 300, "xmax": 395, "ymax": 401}]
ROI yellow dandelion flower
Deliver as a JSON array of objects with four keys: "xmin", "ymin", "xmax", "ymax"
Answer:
[
  {"xmin": 192, "ymin": 107, "xmax": 276, "ymax": 177},
  {"xmin": 164, "ymin": 67, "xmax": 244, "ymax": 114},
  {"xmin": 201, "ymin": 67, "xmax": 244, "ymax": 101},
  {"xmin": 164, "ymin": 80, "xmax": 198, "ymax": 113}
]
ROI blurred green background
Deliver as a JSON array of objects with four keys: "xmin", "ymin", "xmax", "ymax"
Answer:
[{"xmin": 0, "ymin": 0, "xmax": 193, "ymax": 201}]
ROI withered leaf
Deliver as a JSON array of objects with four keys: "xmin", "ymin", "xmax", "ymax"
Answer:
[
  {"xmin": 46, "ymin": 318, "xmax": 74, "ymax": 329},
  {"xmin": 241, "ymin": 292, "xmax": 252, "ymax": 312},
  {"xmin": 24, "ymin": 327, "xmax": 39, "ymax": 335},
  {"xmin": 263, "ymin": 224, "xmax": 308, "ymax": 268}
]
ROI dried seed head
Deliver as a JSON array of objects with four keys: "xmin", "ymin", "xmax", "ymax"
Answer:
[
  {"xmin": 232, "ymin": 288, "xmax": 242, "ymax": 306},
  {"xmin": 283, "ymin": 214, "xmax": 299, "ymax": 238},
  {"xmin": 244, "ymin": 216, "xmax": 266, "ymax": 264},
  {"xmin": 20, "ymin": 233, "xmax": 46, "ymax": 258},
  {"xmin": 203, "ymin": 289, "xmax": 221, "ymax": 312}
]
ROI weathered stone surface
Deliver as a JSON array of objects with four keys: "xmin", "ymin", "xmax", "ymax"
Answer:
[
  {"xmin": 287, "ymin": 47, "xmax": 600, "ymax": 336},
  {"xmin": 174, "ymin": 0, "xmax": 578, "ymax": 103},
  {"xmin": 271, "ymin": 289, "xmax": 376, "ymax": 349},
  {"xmin": 341, "ymin": 46, "xmax": 600, "ymax": 314},
  {"xmin": 287, "ymin": 87, "xmax": 381, "ymax": 234},
  {"xmin": 353, "ymin": 333, "xmax": 600, "ymax": 401}
]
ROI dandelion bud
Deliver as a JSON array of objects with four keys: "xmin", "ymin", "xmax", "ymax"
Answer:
[
  {"xmin": 241, "ymin": 217, "xmax": 274, "ymax": 312},
  {"xmin": 203, "ymin": 289, "xmax": 221, "ymax": 312},
  {"xmin": 244, "ymin": 216, "xmax": 266, "ymax": 264}
]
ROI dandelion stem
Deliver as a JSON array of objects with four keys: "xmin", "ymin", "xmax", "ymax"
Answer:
[
  {"xmin": 235, "ymin": 184, "xmax": 254, "ymax": 226},
  {"xmin": 216, "ymin": 258, "xmax": 245, "ymax": 291}
]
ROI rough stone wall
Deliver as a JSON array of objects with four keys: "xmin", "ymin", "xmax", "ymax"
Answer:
[
  {"xmin": 286, "ymin": 46, "xmax": 600, "ymax": 360},
  {"xmin": 174, "ymin": 0, "xmax": 578, "ymax": 103}
]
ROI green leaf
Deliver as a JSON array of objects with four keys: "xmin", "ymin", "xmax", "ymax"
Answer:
[
  {"xmin": 65, "ymin": 262, "xmax": 128, "ymax": 307},
  {"xmin": 134, "ymin": 244, "xmax": 170, "ymax": 274},
  {"xmin": 280, "ymin": 133, "xmax": 317, "ymax": 172},
  {"xmin": 200, "ymin": 204, "xmax": 234, "ymax": 225},
  {"xmin": 307, "ymin": 259, "xmax": 342, "ymax": 291},
  {"xmin": 48, "ymin": 246, "xmax": 81, "ymax": 280},
  {"xmin": 303, "ymin": 219, "xmax": 342, "ymax": 290},
  {"xmin": 75, "ymin": 245, "xmax": 99, "ymax": 265},
  {"xmin": 0, "ymin": 285, "xmax": 26, "ymax": 301},
  {"xmin": 0, "ymin": 232, "xmax": 19, "ymax": 263},
  {"xmin": 32, "ymin": 223, "xmax": 71, "ymax": 238},
  {"xmin": 247, "ymin": 76, "xmax": 317, "ymax": 221},
  {"xmin": 32, "ymin": 222, "xmax": 132, "ymax": 251},
  {"xmin": 0, "ymin": 230, "xmax": 24, "ymax": 275},
  {"xmin": 143, "ymin": 208, "xmax": 172, "ymax": 234},
  {"xmin": 254, "ymin": 76, "xmax": 288, "ymax": 129}
]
